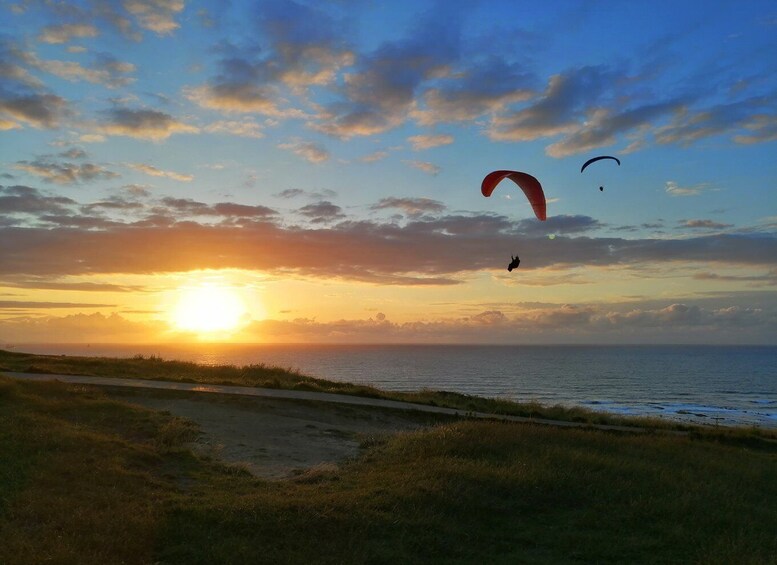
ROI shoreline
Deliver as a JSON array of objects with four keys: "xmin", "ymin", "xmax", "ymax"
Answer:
[{"xmin": 6, "ymin": 343, "xmax": 776, "ymax": 430}]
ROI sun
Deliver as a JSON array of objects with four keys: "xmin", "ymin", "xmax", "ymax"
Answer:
[{"xmin": 170, "ymin": 284, "xmax": 247, "ymax": 334}]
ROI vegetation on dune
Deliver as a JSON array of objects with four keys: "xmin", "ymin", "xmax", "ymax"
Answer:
[{"xmin": 1, "ymin": 376, "xmax": 776, "ymax": 564}]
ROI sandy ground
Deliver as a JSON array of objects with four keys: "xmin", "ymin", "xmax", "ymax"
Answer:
[{"xmin": 107, "ymin": 388, "xmax": 441, "ymax": 480}]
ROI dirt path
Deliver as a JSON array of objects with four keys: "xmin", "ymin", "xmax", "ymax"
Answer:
[
  {"xmin": 4, "ymin": 372, "xmax": 669, "ymax": 479},
  {"xmin": 113, "ymin": 389, "xmax": 434, "ymax": 479}
]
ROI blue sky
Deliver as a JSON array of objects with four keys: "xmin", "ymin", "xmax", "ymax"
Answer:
[{"xmin": 1, "ymin": 0, "xmax": 775, "ymax": 344}]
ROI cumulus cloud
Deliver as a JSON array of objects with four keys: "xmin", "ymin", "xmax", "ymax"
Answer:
[
  {"xmin": 655, "ymin": 96, "xmax": 776, "ymax": 146},
  {"xmin": 186, "ymin": 84, "xmax": 290, "ymax": 116},
  {"xmin": 412, "ymin": 56, "xmax": 535, "ymax": 126},
  {"xmin": 127, "ymin": 163, "xmax": 193, "ymax": 182},
  {"xmin": 0, "ymin": 93, "xmax": 70, "ymax": 128},
  {"xmin": 278, "ymin": 140, "xmax": 330, "ymax": 163},
  {"xmin": 99, "ymin": 107, "xmax": 198, "ymax": 140},
  {"xmin": 205, "ymin": 119, "xmax": 265, "ymax": 138},
  {"xmin": 312, "ymin": 11, "xmax": 461, "ymax": 138},
  {"xmin": 28, "ymin": 53, "xmax": 136, "ymax": 88},
  {"xmin": 679, "ymin": 219, "xmax": 733, "ymax": 230},
  {"xmin": 187, "ymin": 0, "xmax": 352, "ymax": 117},
  {"xmin": 156, "ymin": 197, "xmax": 277, "ymax": 219},
  {"xmin": 407, "ymin": 133, "xmax": 454, "ymax": 150},
  {"xmin": 274, "ymin": 188, "xmax": 337, "ymax": 201},
  {"xmin": 14, "ymin": 157, "xmax": 119, "ymax": 185},
  {"xmin": 297, "ymin": 201, "xmax": 345, "ymax": 224},
  {"xmin": 404, "ymin": 160, "xmax": 440, "ymax": 175},
  {"xmin": 231, "ymin": 302, "xmax": 776, "ymax": 344},
  {"xmin": 38, "ymin": 23, "xmax": 99, "ymax": 44},
  {"xmin": 488, "ymin": 66, "xmax": 618, "ymax": 142},
  {"xmin": 124, "ymin": 0, "xmax": 185, "ymax": 35},
  {"xmin": 360, "ymin": 150, "xmax": 389, "ymax": 162},
  {"xmin": 0, "ymin": 185, "xmax": 77, "ymax": 215},
  {"xmin": 546, "ymin": 100, "xmax": 682, "ymax": 157},
  {"xmin": 0, "ymin": 312, "xmax": 159, "ymax": 343},
  {"xmin": 371, "ymin": 197, "xmax": 446, "ymax": 217}
]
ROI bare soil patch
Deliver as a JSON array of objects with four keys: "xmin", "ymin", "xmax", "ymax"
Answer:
[{"xmin": 108, "ymin": 389, "xmax": 442, "ymax": 479}]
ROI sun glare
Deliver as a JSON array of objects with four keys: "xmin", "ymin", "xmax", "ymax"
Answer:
[{"xmin": 171, "ymin": 284, "xmax": 247, "ymax": 334}]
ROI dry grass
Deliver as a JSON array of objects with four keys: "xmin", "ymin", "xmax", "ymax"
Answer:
[{"xmin": 1, "ymin": 374, "xmax": 776, "ymax": 564}]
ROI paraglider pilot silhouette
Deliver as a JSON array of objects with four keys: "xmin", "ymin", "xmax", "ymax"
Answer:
[{"xmin": 507, "ymin": 255, "xmax": 520, "ymax": 272}]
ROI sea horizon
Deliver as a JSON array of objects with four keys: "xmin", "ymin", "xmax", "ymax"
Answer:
[{"xmin": 7, "ymin": 342, "xmax": 776, "ymax": 430}]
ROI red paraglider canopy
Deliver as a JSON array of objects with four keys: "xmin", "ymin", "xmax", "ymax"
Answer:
[{"xmin": 481, "ymin": 170, "xmax": 547, "ymax": 221}]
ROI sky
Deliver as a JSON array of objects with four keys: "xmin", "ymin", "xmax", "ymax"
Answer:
[{"xmin": 0, "ymin": 0, "xmax": 776, "ymax": 345}]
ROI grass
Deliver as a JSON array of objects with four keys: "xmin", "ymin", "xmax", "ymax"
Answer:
[
  {"xmin": 0, "ymin": 348, "xmax": 757, "ymax": 433},
  {"xmin": 1, "ymin": 365, "xmax": 777, "ymax": 564}
]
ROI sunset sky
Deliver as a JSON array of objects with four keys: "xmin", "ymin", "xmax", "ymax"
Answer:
[{"xmin": 1, "ymin": 0, "xmax": 775, "ymax": 344}]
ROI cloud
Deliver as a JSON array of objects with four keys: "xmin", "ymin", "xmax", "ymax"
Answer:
[
  {"xmin": 360, "ymin": 150, "xmax": 389, "ymax": 163},
  {"xmin": 513, "ymin": 214, "xmax": 604, "ymax": 236},
  {"xmin": 407, "ymin": 133, "xmax": 454, "ymax": 150},
  {"xmin": 205, "ymin": 119, "xmax": 265, "ymax": 138},
  {"xmin": 124, "ymin": 0, "xmax": 185, "ymax": 35},
  {"xmin": 274, "ymin": 188, "xmax": 305, "ymax": 199},
  {"xmin": 655, "ymin": 96, "xmax": 776, "ymax": 146},
  {"xmin": 232, "ymin": 301, "xmax": 776, "ymax": 344},
  {"xmin": 665, "ymin": 181, "xmax": 711, "ymax": 197},
  {"xmin": 678, "ymin": 219, "xmax": 734, "ymax": 230},
  {"xmin": 4, "ymin": 39, "xmax": 135, "ymax": 89},
  {"xmin": 0, "ymin": 94, "xmax": 70, "ymax": 128},
  {"xmin": 278, "ymin": 140, "xmax": 330, "ymax": 163},
  {"xmin": 545, "ymin": 100, "xmax": 682, "ymax": 157},
  {"xmin": 371, "ymin": 197, "xmax": 446, "ymax": 217},
  {"xmin": 0, "ymin": 39, "xmax": 44, "ymax": 88},
  {"xmin": 693, "ymin": 272, "xmax": 777, "ymax": 287},
  {"xmin": 734, "ymin": 114, "xmax": 777, "ymax": 144},
  {"xmin": 312, "ymin": 10, "xmax": 461, "ymax": 138},
  {"xmin": 60, "ymin": 148, "xmax": 87, "ymax": 160},
  {"xmin": 0, "ymin": 185, "xmax": 77, "ymax": 215},
  {"xmin": 34, "ymin": 55, "xmax": 135, "ymax": 88},
  {"xmin": 2, "ymin": 300, "xmax": 773, "ymax": 344},
  {"xmin": 404, "ymin": 160, "xmax": 440, "ymax": 175},
  {"xmin": 127, "ymin": 163, "xmax": 193, "ymax": 182},
  {"xmin": 186, "ymin": 84, "xmax": 290, "ymax": 116},
  {"xmin": 297, "ymin": 201, "xmax": 345, "ymax": 224},
  {"xmin": 153, "ymin": 197, "xmax": 277, "ymax": 220},
  {"xmin": 38, "ymin": 23, "xmax": 99, "ymax": 44},
  {"xmin": 412, "ymin": 56, "xmax": 535, "ymax": 126},
  {"xmin": 14, "ymin": 157, "xmax": 119, "ymax": 185},
  {"xmin": 187, "ymin": 0, "xmax": 352, "ymax": 117},
  {"xmin": 0, "ymin": 277, "xmax": 145, "ymax": 292},
  {"xmin": 488, "ymin": 66, "xmax": 618, "ymax": 142},
  {"xmin": 257, "ymin": 0, "xmax": 354, "ymax": 91},
  {"xmin": 0, "ymin": 300, "xmax": 115, "ymax": 309},
  {"xmin": 0, "ymin": 312, "xmax": 158, "ymax": 343},
  {"xmin": 0, "ymin": 119, "xmax": 21, "ymax": 130},
  {"xmin": 273, "ymin": 188, "xmax": 336, "ymax": 201},
  {"xmin": 2, "ymin": 205, "xmax": 775, "ymax": 282},
  {"xmin": 99, "ymin": 107, "xmax": 198, "ymax": 140}
]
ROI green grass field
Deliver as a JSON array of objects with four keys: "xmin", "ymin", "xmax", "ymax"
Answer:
[{"xmin": 1, "ymin": 351, "xmax": 776, "ymax": 564}]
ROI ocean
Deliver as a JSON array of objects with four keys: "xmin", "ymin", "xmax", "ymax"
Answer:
[{"xmin": 8, "ymin": 343, "xmax": 777, "ymax": 429}]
